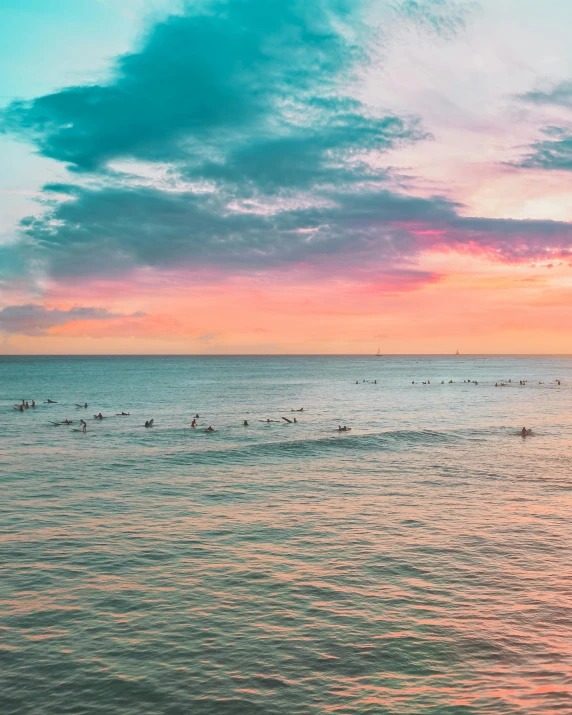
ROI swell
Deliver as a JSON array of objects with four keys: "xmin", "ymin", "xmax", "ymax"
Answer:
[{"xmin": 98, "ymin": 428, "xmax": 464, "ymax": 471}]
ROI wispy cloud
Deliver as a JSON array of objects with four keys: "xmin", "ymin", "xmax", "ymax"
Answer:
[{"xmin": 515, "ymin": 82, "xmax": 572, "ymax": 171}]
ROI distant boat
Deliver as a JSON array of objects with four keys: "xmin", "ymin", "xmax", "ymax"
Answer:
[
  {"xmin": 376, "ymin": 348, "xmax": 382, "ymax": 356},
  {"xmin": 455, "ymin": 349, "xmax": 460, "ymax": 355}
]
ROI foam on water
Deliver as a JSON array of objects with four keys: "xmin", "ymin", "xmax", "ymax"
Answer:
[{"xmin": 1, "ymin": 356, "xmax": 572, "ymax": 714}]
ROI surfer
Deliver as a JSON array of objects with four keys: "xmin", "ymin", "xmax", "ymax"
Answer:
[
  {"xmin": 282, "ymin": 417, "xmax": 293, "ymax": 423},
  {"xmin": 45, "ymin": 399, "xmax": 57, "ymax": 403},
  {"xmin": 191, "ymin": 419, "xmax": 197, "ymax": 427},
  {"xmin": 117, "ymin": 412, "xmax": 130, "ymax": 416},
  {"xmin": 94, "ymin": 413, "xmax": 104, "ymax": 419},
  {"xmin": 521, "ymin": 427, "xmax": 532, "ymax": 437},
  {"xmin": 80, "ymin": 419, "xmax": 87, "ymax": 433},
  {"xmin": 144, "ymin": 419, "xmax": 154, "ymax": 428},
  {"xmin": 205, "ymin": 426, "xmax": 215, "ymax": 432}
]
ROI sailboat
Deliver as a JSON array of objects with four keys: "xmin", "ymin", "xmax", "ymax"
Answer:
[{"xmin": 376, "ymin": 347, "xmax": 382, "ymax": 356}]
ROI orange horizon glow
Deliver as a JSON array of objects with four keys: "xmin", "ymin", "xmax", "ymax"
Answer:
[{"xmin": 2, "ymin": 251, "xmax": 571, "ymax": 355}]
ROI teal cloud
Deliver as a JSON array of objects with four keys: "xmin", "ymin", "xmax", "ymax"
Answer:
[
  {"xmin": 3, "ymin": 0, "xmax": 368, "ymax": 171},
  {"xmin": 517, "ymin": 82, "xmax": 572, "ymax": 171},
  {"xmin": 4, "ymin": 0, "xmax": 570, "ymax": 282},
  {"xmin": 519, "ymin": 126, "xmax": 572, "ymax": 171}
]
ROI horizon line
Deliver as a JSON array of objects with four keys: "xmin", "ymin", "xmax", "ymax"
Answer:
[{"xmin": 2, "ymin": 353, "xmax": 572, "ymax": 358}]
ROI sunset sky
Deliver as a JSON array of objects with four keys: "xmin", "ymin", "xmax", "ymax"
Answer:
[{"xmin": 1, "ymin": 0, "xmax": 572, "ymax": 354}]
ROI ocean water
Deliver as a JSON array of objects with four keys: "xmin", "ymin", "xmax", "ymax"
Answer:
[{"xmin": 1, "ymin": 355, "xmax": 571, "ymax": 715}]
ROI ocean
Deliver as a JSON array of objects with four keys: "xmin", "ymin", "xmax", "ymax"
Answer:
[{"xmin": 1, "ymin": 355, "xmax": 571, "ymax": 714}]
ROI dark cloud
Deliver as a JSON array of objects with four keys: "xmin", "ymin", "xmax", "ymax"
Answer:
[
  {"xmin": 2, "ymin": 0, "xmax": 570, "ymax": 286},
  {"xmin": 11, "ymin": 183, "xmax": 572, "ymax": 280},
  {"xmin": 0, "ymin": 304, "xmax": 143, "ymax": 336}
]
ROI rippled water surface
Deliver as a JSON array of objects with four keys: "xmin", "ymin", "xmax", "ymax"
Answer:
[{"xmin": 2, "ymin": 355, "xmax": 571, "ymax": 714}]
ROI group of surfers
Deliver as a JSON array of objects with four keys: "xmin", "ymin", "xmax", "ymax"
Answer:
[
  {"xmin": 13, "ymin": 399, "xmax": 36, "ymax": 411},
  {"xmin": 13, "ymin": 388, "xmax": 553, "ymax": 438}
]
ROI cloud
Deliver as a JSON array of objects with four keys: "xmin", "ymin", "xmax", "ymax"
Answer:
[
  {"xmin": 3, "ymin": 0, "xmax": 372, "ymax": 172},
  {"xmin": 519, "ymin": 81, "xmax": 572, "ymax": 109},
  {"xmin": 516, "ymin": 82, "xmax": 572, "ymax": 171},
  {"xmin": 518, "ymin": 126, "xmax": 572, "ymax": 171},
  {"xmin": 3, "ymin": 0, "xmax": 570, "ymax": 290},
  {"xmin": 395, "ymin": 0, "xmax": 476, "ymax": 36},
  {"xmin": 0, "ymin": 304, "xmax": 144, "ymax": 336},
  {"xmin": 198, "ymin": 332, "xmax": 219, "ymax": 341},
  {"xmin": 11, "ymin": 182, "xmax": 572, "ymax": 280}
]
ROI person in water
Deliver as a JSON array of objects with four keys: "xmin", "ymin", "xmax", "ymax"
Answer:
[
  {"xmin": 117, "ymin": 412, "xmax": 130, "ymax": 416},
  {"xmin": 521, "ymin": 427, "xmax": 532, "ymax": 437},
  {"xmin": 95, "ymin": 413, "xmax": 104, "ymax": 419},
  {"xmin": 191, "ymin": 419, "xmax": 197, "ymax": 427},
  {"xmin": 144, "ymin": 419, "xmax": 154, "ymax": 428},
  {"xmin": 205, "ymin": 426, "xmax": 215, "ymax": 432},
  {"xmin": 63, "ymin": 419, "xmax": 72, "ymax": 425},
  {"xmin": 243, "ymin": 420, "xmax": 249, "ymax": 426},
  {"xmin": 195, "ymin": 414, "xmax": 200, "ymax": 419},
  {"xmin": 45, "ymin": 399, "xmax": 57, "ymax": 403},
  {"xmin": 31, "ymin": 400, "xmax": 35, "ymax": 407}
]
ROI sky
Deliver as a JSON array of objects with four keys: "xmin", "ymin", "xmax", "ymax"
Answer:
[{"xmin": 1, "ymin": 0, "xmax": 572, "ymax": 354}]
